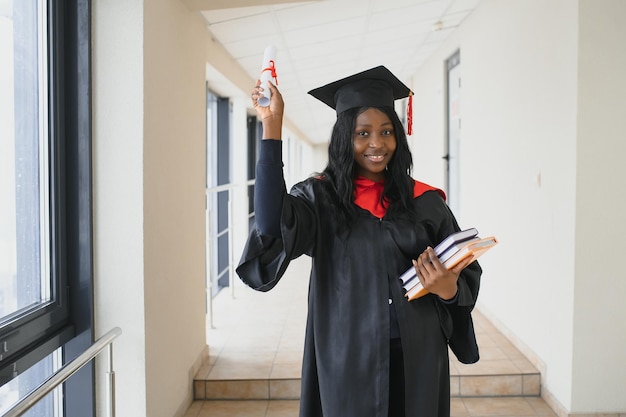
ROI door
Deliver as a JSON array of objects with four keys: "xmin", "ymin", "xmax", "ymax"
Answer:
[{"xmin": 445, "ymin": 50, "xmax": 461, "ymax": 216}]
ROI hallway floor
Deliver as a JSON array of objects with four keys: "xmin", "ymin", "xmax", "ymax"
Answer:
[{"xmin": 185, "ymin": 257, "xmax": 556, "ymax": 417}]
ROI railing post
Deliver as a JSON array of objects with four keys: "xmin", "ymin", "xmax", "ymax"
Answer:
[
  {"xmin": 106, "ymin": 343, "xmax": 116, "ymax": 417},
  {"xmin": 228, "ymin": 188, "xmax": 235, "ymax": 299},
  {"xmin": 206, "ymin": 195, "xmax": 215, "ymax": 329}
]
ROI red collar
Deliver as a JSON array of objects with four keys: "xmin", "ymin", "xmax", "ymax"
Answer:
[{"xmin": 353, "ymin": 176, "xmax": 445, "ymax": 218}]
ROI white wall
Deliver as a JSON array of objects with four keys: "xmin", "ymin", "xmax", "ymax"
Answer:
[
  {"xmin": 93, "ymin": 1, "xmax": 208, "ymax": 416},
  {"xmin": 457, "ymin": 0, "xmax": 579, "ymax": 408},
  {"xmin": 93, "ymin": 1, "xmax": 147, "ymax": 415},
  {"xmin": 573, "ymin": 0, "xmax": 626, "ymax": 411},
  {"xmin": 410, "ymin": 0, "xmax": 626, "ymax": 413}
]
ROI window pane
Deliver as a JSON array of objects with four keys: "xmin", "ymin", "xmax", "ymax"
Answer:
[
  {"xmin": 1, "ymin": 0, "xmax": 87, "ymax": 409},
  {"xmin": 0, "ymin": 0, "xmax": 51, "ymax": 323},
  {"xmin": 0, "ymin": 348, "xmax": 61, "ymax": 416}
]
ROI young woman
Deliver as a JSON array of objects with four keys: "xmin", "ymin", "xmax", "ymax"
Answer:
[{"xmin": 237, "ymin": 66, "xmax": 482, "ymax": 417}]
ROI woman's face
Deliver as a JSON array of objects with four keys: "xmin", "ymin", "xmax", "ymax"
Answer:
[{"xmin": 352, "ymin": 108, "xmax": 396, "ymax": 182}]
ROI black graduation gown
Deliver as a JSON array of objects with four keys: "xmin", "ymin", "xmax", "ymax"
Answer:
[{"xmin": 236, "ymin": 177, "xmax": 481, "ymax": 417}]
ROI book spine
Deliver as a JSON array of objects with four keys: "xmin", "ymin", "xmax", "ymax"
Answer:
[
  {"xmin": 402, "ymin": 275, "xmax": 418, "ymax": 291},
  {"xmin": 398, "ymin": 267, "xmax": 416, "ymax": 285}
]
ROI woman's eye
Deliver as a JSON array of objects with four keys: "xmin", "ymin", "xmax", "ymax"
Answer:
[
  {"xmin": 355, "ymin": 131, "xmax": 368, "ymax": 137},
  {"xmin": 382, "ymin": 129, "xmax": 393, "ymax": 136}
]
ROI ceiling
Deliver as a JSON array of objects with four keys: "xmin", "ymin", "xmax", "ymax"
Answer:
[{"xmin": 195, "ymin": 0, "xmax": 481, "ymax": 144}]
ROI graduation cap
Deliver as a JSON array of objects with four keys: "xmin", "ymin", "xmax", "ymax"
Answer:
[{"xmin": 307, "ymin": 65, "xmax": 414, "ymax": 134}]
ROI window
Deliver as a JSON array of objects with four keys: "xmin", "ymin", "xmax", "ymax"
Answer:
[
  {"xmin": 206, "ymin": 89, "xmax": 232, "ymax": 297},
  {"xmin": 0, "ymin": 0, "xmax": 93, "ymax": 415},
  {"xmin": 246, "ymin": 115, "xmax": 261, "ymax": 227}
]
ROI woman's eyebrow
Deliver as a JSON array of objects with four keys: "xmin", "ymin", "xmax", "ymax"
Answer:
[{"xmin": 355, "ymin": 121, "xmax": 393, "ymax": 128}]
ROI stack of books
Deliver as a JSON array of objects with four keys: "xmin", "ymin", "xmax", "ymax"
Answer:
[{"xmin": 399, "ymin": 228, "xmax": 497, "ymax": 301}]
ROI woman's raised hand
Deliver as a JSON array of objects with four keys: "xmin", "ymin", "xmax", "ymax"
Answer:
[{"xmin": 252, "ymin": 79, "xmax": 284, "ymax": 140}]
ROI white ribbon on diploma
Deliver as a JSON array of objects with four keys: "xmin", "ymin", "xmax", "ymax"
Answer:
[{"xmin": 258, "ymin": 45, "xmax": 277, "ymax": 107}]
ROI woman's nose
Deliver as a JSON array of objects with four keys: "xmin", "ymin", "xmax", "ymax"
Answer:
[{"xmin": 368, "ymin": 134, "xmax": 383, "ymax": 147}]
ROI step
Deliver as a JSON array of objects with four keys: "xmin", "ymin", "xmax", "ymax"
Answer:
[
  {"xmin": 196, "ymin": 272, "xmax": 541, "ymax": 401},
  {"xmin": 194, "ymin": 310, "xmax": 541, "ymax": 400},
  {"xmin": 184, "ymin": 396, "xmax": 558, "ymax": 417},
  {"xmin": 194, "ymin": 369, "xmax": 541, "ymax": 401}
]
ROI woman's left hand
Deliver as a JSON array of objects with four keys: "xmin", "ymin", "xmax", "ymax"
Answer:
[{"xmin": 412, "ymin": 247, "xmax": 473, "ymax": 301}]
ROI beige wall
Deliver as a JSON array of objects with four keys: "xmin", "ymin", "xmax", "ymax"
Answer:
[
  {"xmin": 143, "ymin": 1, "xmax": 208, "ymax": 416},
  {"xmin": 411, "ymin": 0, "xmax": 626, "ymax": 413},
  {"xmin": 93, "ymin": 0, "xmax": 208, "ymax": 416}
]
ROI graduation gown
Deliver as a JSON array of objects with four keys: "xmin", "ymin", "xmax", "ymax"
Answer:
[{"xmin": 236, "ymin": 175, "xmax": 481, "ymax": 417}]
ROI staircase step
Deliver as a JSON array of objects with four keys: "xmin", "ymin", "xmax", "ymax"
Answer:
[
  {"xmin": 184, "ymin": 396, "xmax": 557, "ymax": 417},
  {"xmin": 197, "ymin": 266, "xmax": 542, "ymax": 402},
  {"xmin": 194, "ymin": 362, "xmax": 541, "ymax": 400}
]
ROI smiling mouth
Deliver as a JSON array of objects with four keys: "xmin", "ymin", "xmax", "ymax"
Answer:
[{"xmin": 365, "ymin": 154, "xmax": 386, "ymax": 162}]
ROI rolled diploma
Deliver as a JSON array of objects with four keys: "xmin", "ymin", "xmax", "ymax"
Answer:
[{"xmin": 258, "ymin": 45, "xmax": 277, "ymax": 107}]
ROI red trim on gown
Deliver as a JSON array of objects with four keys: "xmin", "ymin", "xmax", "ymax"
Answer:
[{"xmin": 353, "ymin": 175, "xmax": 446, "ymax": 218}]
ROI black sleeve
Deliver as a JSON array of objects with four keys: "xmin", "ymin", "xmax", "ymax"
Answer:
[
  {"xmin": 236, "ymin": 178, "xmax": 317, "ymax": 292},
  {"xmin": 254, "ymin": 139, "xmax": 286, "ymax": 237}
]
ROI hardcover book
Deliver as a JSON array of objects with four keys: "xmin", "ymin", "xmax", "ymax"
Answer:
[{"xmin": 400, "ymin": 229, "xmax": 497, "ymax": 301}]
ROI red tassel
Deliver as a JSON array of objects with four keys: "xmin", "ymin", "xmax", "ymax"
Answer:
[
  {"xmin": 261, "ymin": 60, "xmax": 279, "ymax": 85},
  {"xmin": 407, "ymin": 91, "xmax": 413, "ymax": 136}
]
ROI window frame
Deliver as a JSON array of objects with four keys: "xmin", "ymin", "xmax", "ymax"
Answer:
[{"xmin": 0, "ymin": 1, "xmax": 94, "ymax": 414}]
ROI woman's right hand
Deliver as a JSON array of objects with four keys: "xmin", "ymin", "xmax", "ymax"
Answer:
[{"xmin": 252, "ymin": 79, "xmax": 284, "ymax": 140}]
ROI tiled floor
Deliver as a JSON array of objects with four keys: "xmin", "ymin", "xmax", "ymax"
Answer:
[
  {"xmin": 185, "ymin": 256, "xmax": 556, "ymax": 417},
  {"xmin": 184, "ymin": 397, "xmax": 557, "ymax": 417}
]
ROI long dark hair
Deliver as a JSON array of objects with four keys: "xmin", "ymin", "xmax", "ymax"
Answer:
[{"xmin": 316, "ymin": 106, "xmax": 414, "ymax": 225}]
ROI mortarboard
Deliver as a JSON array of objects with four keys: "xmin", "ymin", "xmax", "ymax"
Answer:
[{"xmin": 308, "ymin": 65, "xmax": 414, "ymax": 134}]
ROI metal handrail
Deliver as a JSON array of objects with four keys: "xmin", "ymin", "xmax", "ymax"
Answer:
[{"xmin": 3, "ymin": 327, "xmax": 122, "ymax": 417}]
